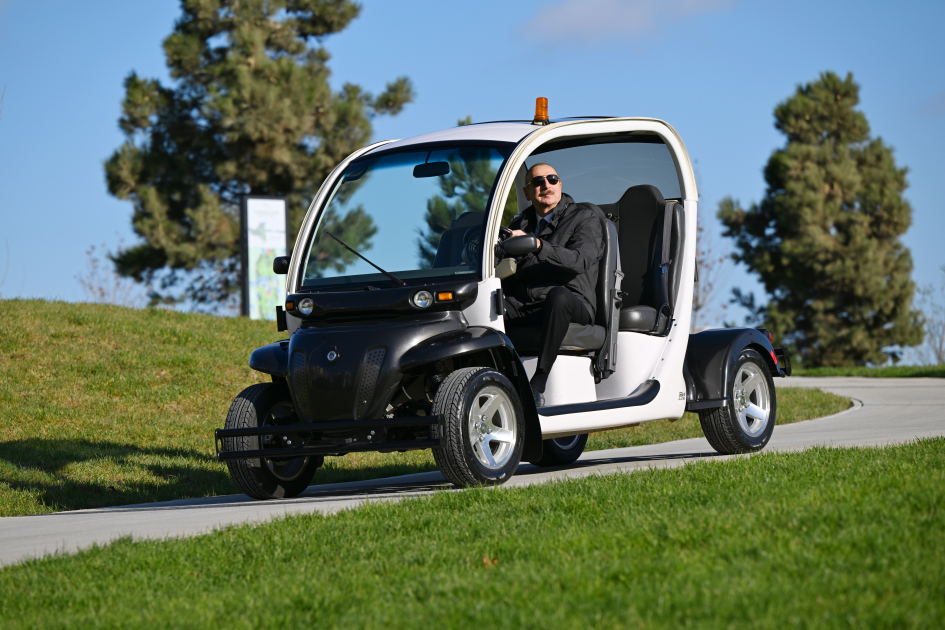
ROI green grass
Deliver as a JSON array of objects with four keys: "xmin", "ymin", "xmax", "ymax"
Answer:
[
  {"xmin": 0, "ymin": 299, "xmax": 848, "ymax": 516},
  {"xmin": 792, "ymin": 364, "xmax": 945, "ymax": 377},
  {"xmin": 1, "ymin": 438, "xmax": 942, "ymax": 629}
]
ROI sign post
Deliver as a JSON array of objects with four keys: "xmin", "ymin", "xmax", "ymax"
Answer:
[{"xmin": 240, "ymin": 196, "xmax": 291, "ymax": 320}]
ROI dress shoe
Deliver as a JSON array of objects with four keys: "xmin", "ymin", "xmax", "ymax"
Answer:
[{"xmin": 531, "ymin": 387, "xmax": 545, "ymax": 408}]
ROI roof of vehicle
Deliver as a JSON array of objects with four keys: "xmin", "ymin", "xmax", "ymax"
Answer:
[
  {"xmin": 365, "ymin": 122, "xmax": 540, "ymax": 154},
  {"xmin": 366, "ymin": 116, "xmax": 684, "ymax": 154},
  {"xmin": 362, "ymin": 116, "xmax": 697, "ymax": 198}
]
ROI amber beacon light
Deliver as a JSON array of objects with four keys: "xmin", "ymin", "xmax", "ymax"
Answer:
[{"xmin": 532, "ymin": 97, "xmax": 549, "ymax": 125}]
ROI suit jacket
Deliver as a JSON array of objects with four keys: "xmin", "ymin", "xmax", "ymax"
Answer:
[{"xmin": 503, "ymin": 194, "xmax": 604, "ymax": 320}]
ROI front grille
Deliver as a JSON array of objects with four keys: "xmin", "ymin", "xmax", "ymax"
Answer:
[{"xmin": 354, "ymin": 347, "xmax": 387, "ymax": 419}]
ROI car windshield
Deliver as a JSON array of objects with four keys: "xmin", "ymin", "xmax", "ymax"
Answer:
[{"xmin": 301, "ymin": 145, "xmax": 511, "ymax": 290}]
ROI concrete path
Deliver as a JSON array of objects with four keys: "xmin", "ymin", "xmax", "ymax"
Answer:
[{"xmin": 2, "ymin": 377, "xmax": 942, "ymax": 568}]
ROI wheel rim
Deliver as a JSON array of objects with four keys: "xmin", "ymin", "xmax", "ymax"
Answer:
[
  {"xmin": 551, "ymin": 435, "xmax": 581, "ymax": 450},
  {"xmin": 262, "ymin": 401, "xmax": 311, "ymax": 482},
  {"xmin": 732, "ymin": 362, "xmax": 770, "ymax": 438},
  {"xmin": 467, "ymin": 385, "xmax": 517, "ymax": 469}
]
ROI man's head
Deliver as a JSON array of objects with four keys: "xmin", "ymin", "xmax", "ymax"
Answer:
[{"xmin": 523, "ymin": 163, "xmax": 562, "ymax": 217}]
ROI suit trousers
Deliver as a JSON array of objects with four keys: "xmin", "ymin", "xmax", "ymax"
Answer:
[{"xmin": 504, "ymin": 286, "xmax": 592, "ymax": 390}]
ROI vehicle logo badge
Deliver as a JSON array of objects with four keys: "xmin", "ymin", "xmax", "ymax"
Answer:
[{"xmin": 326, "ymin": 348, "xmax": 340, "ymax": 363}]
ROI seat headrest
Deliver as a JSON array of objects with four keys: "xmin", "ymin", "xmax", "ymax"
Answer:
[{"xmin": 617, "ymin": 185, "xmax": 665, "ymax": 216}]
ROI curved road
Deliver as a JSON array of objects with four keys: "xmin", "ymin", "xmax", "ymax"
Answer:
[{"xmin": 2, "ymin": 377, "xmax": 943, "ymax": 567}]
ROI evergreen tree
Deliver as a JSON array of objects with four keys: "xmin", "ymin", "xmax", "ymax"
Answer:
[
  {"xmin": 416, "ymin": 118, "xmax": 518, "ymax": 267},
  {"xmin": 719, "ymin": 72, "xmax": 922, "ymax": 366},
  {"xmin": 105, "ymin": 0, "xmax": 413, "ymax": 307}
]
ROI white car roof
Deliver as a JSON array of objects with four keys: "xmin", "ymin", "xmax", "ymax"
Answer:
[
  {"xmin": 366, "ymin": 122, "xmax": 538, "ymax": 154},
  {"xmin": 363, "ymin": 117, "xmax": 697, "ymax": 199}
]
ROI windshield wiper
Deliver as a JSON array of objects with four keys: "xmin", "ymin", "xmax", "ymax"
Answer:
[{"xmin": 326, "ymin": 232, "xmax": 406, "ymax": 287}]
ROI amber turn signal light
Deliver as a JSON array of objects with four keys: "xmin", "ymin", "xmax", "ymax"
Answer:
[
  {"xmin": 437, "ymin": 292, "xmax": 454, "ymax": 301},
  {"xmin": 533, "ymin": 97, "xmax": 549, "ymax": 125},
  {"xmin": 285, "ymin": 300, "xmax": 295, "ymax": 311}
]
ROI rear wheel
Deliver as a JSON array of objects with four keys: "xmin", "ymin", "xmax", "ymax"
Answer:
[
  {"xmin": 531, "ymin": 434, "xmax": 588, "ymax": 467},
  {"xmin": 432, "ymin": 367, "xmax": 525, "ymax": 488},
  {"xmin": 698, "ymin": 349, "xmax": 776, "ymax": 454},
  {"xmin": 223, "ymin": 382, "xmax": 322, "ymax": 499}
]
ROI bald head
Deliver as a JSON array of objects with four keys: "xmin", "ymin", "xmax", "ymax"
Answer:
[{"xmin": 522, "ymin": 163, "xmax": 562, "ymax": 216}]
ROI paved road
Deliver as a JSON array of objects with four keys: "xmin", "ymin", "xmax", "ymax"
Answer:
[{"xmin": 2, "ymin": 377, "xmax": 942, "ymax": 568}]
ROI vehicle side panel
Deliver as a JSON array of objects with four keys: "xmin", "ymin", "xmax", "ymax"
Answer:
[
  {"xmin": 248, "ymin": 340, "xmax": 289, "ymax": 378},
  {"xmin": 400, "ymin": 325, "xmax": 514, "ymax": 371},
  {"xmin": 684, "ymin": 328, "xmax": 782, "ymax": 411},
  {"xmin": 462, "ymin": 276, "xmax": 505, "ymax": 330}
]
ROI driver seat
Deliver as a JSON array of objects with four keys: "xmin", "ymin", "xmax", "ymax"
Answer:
[{"xmin": 504, "ymin": 204, "xmax": 621, "ymax": 378}]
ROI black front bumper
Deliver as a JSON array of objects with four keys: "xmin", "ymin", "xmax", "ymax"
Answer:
[{"xmin": 214, "ymin": 415, "xmax": 440, "ymax": 461}]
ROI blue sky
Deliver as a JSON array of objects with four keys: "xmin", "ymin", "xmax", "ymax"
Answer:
[{"xmin": 1, "ymin": 0, "xmax": 943, "ymax": 329}]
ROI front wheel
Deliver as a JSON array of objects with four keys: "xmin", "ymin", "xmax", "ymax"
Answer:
[
  {"xmin": 222, "ymin": 382, "xmax": 323, "ymax": 500},
  {"xmin": 432, "ymin": 367, "xmax": 525, "ymax": 488},
  {"xmin": 698, "ymin": 349, "xmax": 777, "ymax": 454},
  {"xmin": 531, "ymin": 434, "xmax": 588, "ymax": 467}
]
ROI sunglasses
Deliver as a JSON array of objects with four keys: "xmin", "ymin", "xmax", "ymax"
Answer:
[{"xmin": 526, "ymin": 174, "xmax": 560, "ymax": 187}]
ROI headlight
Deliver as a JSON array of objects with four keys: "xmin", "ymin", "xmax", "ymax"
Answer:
[
  {"xmin": 298, "ymin": 297, "xmax": 314, "ymax": 316},
  {"xmin": 411, "ymin": 290, "xmax": 433, "ymax": 309}
]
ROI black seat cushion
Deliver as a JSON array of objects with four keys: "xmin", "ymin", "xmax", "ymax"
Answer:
[
  {"xmin": 619, "ymin": 306, "xmax": 657, "ymax": 332},
  {"xmin": 505, "ymin": 323, "xmax": 606, "ymax": 353},
  {"xmin": 562, "ymin": 323, "xmax": 606, "ymax": 350}
]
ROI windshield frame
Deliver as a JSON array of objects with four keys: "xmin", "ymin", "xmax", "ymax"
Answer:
[{"xmin": 297, "ymin": 141, "xmax": 515, "ymax": 293}]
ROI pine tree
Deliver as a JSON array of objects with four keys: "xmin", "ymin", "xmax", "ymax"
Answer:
[
  {"xmin": 719, "ymin": 72, "xmax": 922, "ymax": 366},
  {"xmin": 105, "ymin": 0, "xmax": 413, "ymax": 307}
]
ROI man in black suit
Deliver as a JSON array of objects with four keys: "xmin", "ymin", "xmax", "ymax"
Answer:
[{"xmin": 503, "ymin": 163, "xmax": 604, "ymax": 406}]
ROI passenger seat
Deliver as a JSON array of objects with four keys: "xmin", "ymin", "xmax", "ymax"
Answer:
[{"xmin": 610, "ymin": 185, "xmax": 684, "ymax": 333}]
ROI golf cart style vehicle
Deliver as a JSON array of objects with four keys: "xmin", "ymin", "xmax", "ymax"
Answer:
[{"xmin": 215, "ymin": 101, "xmax": 792, "ymax": 499}]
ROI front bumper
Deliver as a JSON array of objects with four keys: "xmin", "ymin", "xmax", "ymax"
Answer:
[{"xmin": 214, "ymin": 415, "xmax": 440, "ymax": 461}]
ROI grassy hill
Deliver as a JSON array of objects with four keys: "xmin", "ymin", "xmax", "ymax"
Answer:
[{"xmin": 0, "ymin": 300, "xmax": 849, "ymax": 516}]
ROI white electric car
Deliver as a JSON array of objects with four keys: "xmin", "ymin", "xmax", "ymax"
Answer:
[{"xmin": 216, "ymin": 104, "xmax": 791, "ymax": 499}]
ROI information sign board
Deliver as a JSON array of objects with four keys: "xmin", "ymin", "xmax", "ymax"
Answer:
[{"xmin": 240, "ymin": 197, "xmax": 290, "ymax": 320}]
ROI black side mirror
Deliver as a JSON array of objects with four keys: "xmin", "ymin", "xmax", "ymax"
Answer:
[
  {"xmin": 497, "ymin": 234, "xmax": 539, "ymax": 257},
  {"xmin": 272, "ymin": 256, "xmax": 290, "ymax": 274}
]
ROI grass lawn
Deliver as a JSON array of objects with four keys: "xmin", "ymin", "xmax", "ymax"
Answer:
[
  {"xmin": 1, "ymin": 438, "xmax": 942, "ymax": 629},
  {"xmin": 792, "ymin": 364, "xmax": 945, "ymax": 377},
  {"xmin": 1, "ymin": 300, "xmax": 849, "ymax": 516}
]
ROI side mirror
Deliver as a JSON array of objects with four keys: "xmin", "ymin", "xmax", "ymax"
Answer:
[
  {"xmin": 272, "ymin": 256, "xmax": 290, "ymax": 274},
  {"xmin": 497, "ymin": 234, "xmax": 539, "ymax": 257}
]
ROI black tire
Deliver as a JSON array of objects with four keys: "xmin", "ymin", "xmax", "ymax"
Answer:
[
  {"xmin": 223, "ymin": 382, "xmax": 323, "ymax": 500},
  {"xmin": 698, "ymin": 349, "xmax": 777, "ymax": 454},
  {"xmin": 531, "ymin": 434, "xmax": 589, "ymax": 467},
  {"xmin": 431, "ymin": 367, "xmax": 525, "ymax": 488}
]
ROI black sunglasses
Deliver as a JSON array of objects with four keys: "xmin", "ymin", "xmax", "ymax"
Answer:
[{"xmin": 526, "ymin": 174, "xmax": 560, "ymax": 187}]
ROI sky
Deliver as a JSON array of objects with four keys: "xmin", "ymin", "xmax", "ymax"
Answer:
[{"xmin": 1, "ymin": 0, "xmax": 943, "ymax": 332}]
